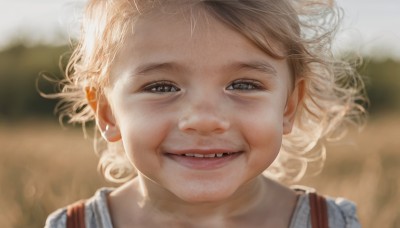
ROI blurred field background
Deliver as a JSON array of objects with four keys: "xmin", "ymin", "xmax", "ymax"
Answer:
[
  {"xmin": 0, "ymin": 42, "xmax": 399, "ymax": 228},
  {"xmin": 1, "ymin": 0, "xmax": 400, "ymax": 227}
]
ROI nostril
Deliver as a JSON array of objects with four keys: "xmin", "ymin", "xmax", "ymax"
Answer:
[{"xmin": 178, "ymin": 115, "xmax": 230, "ymax": 134}]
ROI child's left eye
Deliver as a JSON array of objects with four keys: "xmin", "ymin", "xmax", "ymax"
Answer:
[{"xmin": 226, "ymin": 79, "xmax": 264, "ymax": 91}]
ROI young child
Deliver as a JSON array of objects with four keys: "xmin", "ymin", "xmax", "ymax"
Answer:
[{"xmin": 46, "ymin": 0, "xmax": 365, "ymax": 227}]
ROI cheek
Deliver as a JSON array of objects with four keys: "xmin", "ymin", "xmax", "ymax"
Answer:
[
  {"xmin": 239, "ymin": 107, "xmax": 285, "ymax": 169},
  {"xmin": 248, "ymin": 117, "xmax": 283, "ymax": 151},
  {"xmin": 116, "ymin": 108, "xmax": 172, "ymax": 172}
]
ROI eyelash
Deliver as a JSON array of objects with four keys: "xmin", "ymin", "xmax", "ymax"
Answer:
[
  {"xmin": 226, "ymin": 79, "xmax": 265, "ymax": 91},
  {"xmin": 141, "ymin": 79, "xmax": 264, "ymax": 93},
  {"xmin": 142, "ymin": 81, "xmax": 181, "ymax": 93}
]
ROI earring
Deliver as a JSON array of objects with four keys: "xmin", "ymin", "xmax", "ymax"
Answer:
[{"xmin": 101, "ymin": 125, "xmax": 121, "ymax": 142}]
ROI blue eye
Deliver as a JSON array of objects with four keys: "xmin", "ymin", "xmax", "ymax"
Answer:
[
  {"xmin": 226, "ymin": 80, "xmax": 264, "ymax": 91},
  {"xmin": 143, "ymin": 81, "xmax": 181, "ymax": 93}
]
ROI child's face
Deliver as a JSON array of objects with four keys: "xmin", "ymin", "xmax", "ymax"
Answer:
[{"xmin": 98, "ymin": 9, "xmax": 300, "ymax": 202}]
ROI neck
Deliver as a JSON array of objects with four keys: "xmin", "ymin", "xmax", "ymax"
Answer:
[
  {"xmin": 109, "ymin": 175, "xmax": 298, "ymax": 227},
  {"xmin": 135, "ymin": 174, "xmax": 269, "ymax": 222}
]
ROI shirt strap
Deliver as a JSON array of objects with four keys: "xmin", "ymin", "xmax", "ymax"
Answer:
[
  {"xmin": 309, "ymin": 192, "xmax": 329, "ymax": 228},
  {"xmin": 66, "ymin": 200, "xmax": 86, "ymax": 228}
]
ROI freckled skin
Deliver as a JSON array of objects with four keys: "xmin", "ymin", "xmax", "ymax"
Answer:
[{"xmin": 97, "ymin": 8, "xmax": 300, "ymax": 228}]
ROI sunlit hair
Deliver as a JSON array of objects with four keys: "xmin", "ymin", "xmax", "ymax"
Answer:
[{"xmin": 51, "ymin": 0, "xmax": 366, "ymax": 183}]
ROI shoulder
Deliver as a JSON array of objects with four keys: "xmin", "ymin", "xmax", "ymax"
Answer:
[
  {"xmin": 45, "ymin": 207, "xmax": 67, "ymax": 228},
  {"xmin": 290, "ymin": 186, "xmax": 361, "ymax": 228},
  {"xmin": 325, "ymin": 197, "xmax": 361, "ymax": 228},
  {"xmin": 44, "ymin": 188, "xmax": 114, "ymax": 228}
]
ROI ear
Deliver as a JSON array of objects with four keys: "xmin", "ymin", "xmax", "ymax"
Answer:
[
  {"xmin": 283, "ymin": 80, "xmax": 305, "ymax": 135},
  {"xmin": 85, "ymin": 87, "xmax": 121, "ymax": 142}
]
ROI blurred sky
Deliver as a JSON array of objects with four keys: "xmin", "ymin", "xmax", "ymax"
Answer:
[{"xmin": 1, "ymin": 0, "xmax": 400, "ymax": 59}]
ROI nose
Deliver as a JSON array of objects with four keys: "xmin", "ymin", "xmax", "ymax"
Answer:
[{"xmin": 178, "ymin": 96, "xmax": 230, "ymax": 135}]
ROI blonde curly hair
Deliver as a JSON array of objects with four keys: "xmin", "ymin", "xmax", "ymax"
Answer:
[{"xmin": 50, "ymin": 0, "xmax": 366, "ymax": 184}]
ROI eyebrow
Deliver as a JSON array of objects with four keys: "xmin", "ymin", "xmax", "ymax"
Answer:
[
  {"xmin": 132, "ymin": 60, "xmax": 278, "ymax": 76},
  {"xmin": 134, "ymin": 62, "xmax": 179, "ymax": 75},
  {"xmin": 233, "ymin": 61, "xmax": 277, "ymax": 76}
]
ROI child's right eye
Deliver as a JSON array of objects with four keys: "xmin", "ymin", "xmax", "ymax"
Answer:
[{"xmin": 142, "ymin": 81, "xmax": 181, "ymax": 93}]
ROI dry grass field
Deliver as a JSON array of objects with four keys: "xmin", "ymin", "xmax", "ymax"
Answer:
[{"xmin": 0, "ymin": 117, "xmax": 399, "ymax": 228}]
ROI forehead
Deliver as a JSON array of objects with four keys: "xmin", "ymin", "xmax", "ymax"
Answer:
[
  {"xmin": 110, "ymin": 4, "xmax": 290, "ymax": 82},
  {"xmin": 133, "ymin": 4, "xmax": 286, "ymax": 51}
]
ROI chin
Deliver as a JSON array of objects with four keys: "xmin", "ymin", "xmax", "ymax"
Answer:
[{"xmin": 167, "ymin": 179, "xmax": 240, "ymax": 204}]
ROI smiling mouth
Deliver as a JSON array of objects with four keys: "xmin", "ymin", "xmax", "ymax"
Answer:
[
  {"xmin": 178, "ymin": 152, "xmax": 237, "ymax": 158},
  {"xmin": 165, "ymin": 151, "xmax": 243, "ymax": 170}
]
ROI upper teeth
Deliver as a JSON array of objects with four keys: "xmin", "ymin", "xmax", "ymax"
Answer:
[{"xmin": 183, "ymin": 153, "xmax": 230, "ymax": 158}]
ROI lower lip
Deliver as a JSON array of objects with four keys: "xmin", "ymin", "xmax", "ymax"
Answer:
[{"xmin": 165, "ymin": 153, "xmax": 242, "ymax": 170}]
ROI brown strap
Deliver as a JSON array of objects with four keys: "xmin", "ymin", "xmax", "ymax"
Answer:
[
  {"xmin": 309, "ymin": 192, "xmax": 329, "ymax": 228},
  {"xmin": 66, "ymin": 200, "xmax": 86, "ymax": 228}
]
